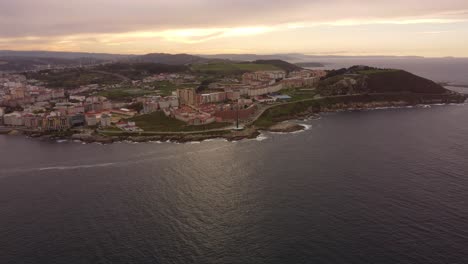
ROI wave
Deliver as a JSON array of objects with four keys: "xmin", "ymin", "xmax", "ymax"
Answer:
[
  {"xmin": 202, "ymin": 138, "xmax": 228, "ymax": 143},
  {"xmin": 38, "ymin": 162, "xmax": 116, "ymax": 171},
  {"xmin": 416, "ymin": 104, "xmax": 431, "ymax": 108},
  {"xmin": 300, "ymin": 124, "xmax": 312, "ymax": 131}
]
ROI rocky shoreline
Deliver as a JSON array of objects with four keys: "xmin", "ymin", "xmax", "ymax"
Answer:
[
  {"xmin": 4, "ymin": 98, "xmax": 466, "ymax": 144},
  {"xmin": 267, "ymin": 122, "xmax": 306, "ymax": 133},
  {"xmin": 14, "ymin": 126, "xmax": 262, "ymax": 144}
]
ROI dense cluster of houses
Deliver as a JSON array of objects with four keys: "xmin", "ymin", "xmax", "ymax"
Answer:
[
  {"xmin": 0, "ymin": 74, "xmax": 138, "ymax": 130},
  {"xmin": 0, "ymin": 68, "xmax": 325, "ymax": 132}
]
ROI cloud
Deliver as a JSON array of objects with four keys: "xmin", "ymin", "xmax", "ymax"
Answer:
[
  {"xmin": 1, "ymin": 0, "xmax": 468, "ymax": 38},
  {"xmin": 1, "ymin": 0, "xmax": 468, "ymax": 56}
]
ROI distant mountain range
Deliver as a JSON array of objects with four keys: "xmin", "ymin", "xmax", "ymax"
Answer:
[
  {"xmin": 0, "ymin": 50, "xmax": 429, "ymax": 63},
  {"xmin": 199, "ymin": 53, "xmax": 426, "ymax": 62},
  {"xmin": 0, "ymin": 51, "xmax": 305, "ymax": 72},
  {"xmin": 0, "ymin": 56, "xmax": 107, "ymax": 72},
  {"xmin": 125, "ymin": 53, "xmax": 224, "ymax": 65},
  {"xmin": 0, "ymin": 51, "xmax": 223, "ymax": 71},
  {"xmin": 0, "ymin": 50, "xmax": 466, "ymax": 73},
  {"xmin": 0, "ymin": 50, "xmax": 132, "ymax": 60}
]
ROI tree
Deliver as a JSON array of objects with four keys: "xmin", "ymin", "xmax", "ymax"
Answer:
[{"xmin": 128, "ymin": 102, "xmax": 144, "ymax": 113}]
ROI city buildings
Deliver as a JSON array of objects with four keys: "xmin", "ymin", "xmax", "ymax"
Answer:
[
  {"xmin": 110, "ymin": 109, "xmax": 137, "ymax": 118},
  {"xmin": 170, "ymin": 106, "xmax": 215, "ymax": 125},
  {"xmin": 1, "ymin": 65, "xmax": 320, "ymax": 132},
  {"xmin": 21, "ymin": 112, "xmax": 71, "ymax": 131},
  {"xmin": 0, "ymin": 107, "xmax": 4, "ymax": 125},
  {"xmin": 85, "ymin": 113, "xmax": 99, "ymax": 126},
  {"xmin": 141, "ymin": 96, "xmax": 179, "ymax": 114},
  {"xmin": 3, "ymin": 112, "xmax": 23, "ymax": 126},
  {"xmin": 177, "ymin": 88, "xmax": 197, "ymax": 106},
  {"xmin": 116, "ymin": 121, "xmax": 143, "ymax": 132},
  {"xmin": 55, "ymin": 102, "xmax": 85, "ymax": 116},
  {"xmin": 100, "ymin": 114, "xmax": 112, "ymax": 127},
  {"xmin": 281, "ymin": 77, "xmax": 319, "ymax": 89},
  {"xmin": 197, "ymin": 92, "xmax": 227, "ymax": 105},
  {"xmin": 242, "ymin": 70, "xmax": 287, "ymax": 84}
]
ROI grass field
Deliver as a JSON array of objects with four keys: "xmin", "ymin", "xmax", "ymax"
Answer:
[
  {"xmin": 96, "ymin": 88, "xmax": 155, "ymax": 101},
  {"xmin": 150, "ymin": 81, "xmax": 198, "ymax": 96},
  {"xmin": 254, "ymin": 100, "xmax": 320, "ymax": 128},
  {"xmin": 191, "ymin": 62, "xmax": 280, "ymax": 74},
  {"xmin": 358, "ymin": 69, "xmax": 400, "ymax": 75},
  {"xmin": 25, "ymin": 69, "xmax": 122, "ymax": 88},
  {"xmin": 254, "ymin": 92, "xmax": 462, "ymax": 128},
  {"xmin": 130, "ymin": 112, "xmax": 231, "ymax": 132},
  {"xmin": 254, "ymin": 96, "xmax": 372, "ymax": 128},
  {"xmin": 280, "ymin": 88, "xmax": 318, "ymax": 101}
]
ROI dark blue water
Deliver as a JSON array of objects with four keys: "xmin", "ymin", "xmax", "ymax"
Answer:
[
  {"xmin": 308, "ymin": 57, "xmax": 468, "ymax": 85},
  {"xmin": 1, "ymin": 104, "xmax": 468, "ymax": 264}
]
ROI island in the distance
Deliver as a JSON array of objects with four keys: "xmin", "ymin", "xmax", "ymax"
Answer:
[{"xmin": 0, "ymin": 53, "xmax": 465, "ymax": 143}]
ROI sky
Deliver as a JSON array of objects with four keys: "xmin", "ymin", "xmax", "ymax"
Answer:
[{"xmin": 1, "ymin": 0, "xmax": 468, "ymax": 57}]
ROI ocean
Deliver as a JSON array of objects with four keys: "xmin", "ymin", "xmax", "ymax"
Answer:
[
  {"xmin": 307, "ymin": 57, "xmax": 468, "ymax": 86},
  {"xmin": 1, "ymin": 103, "xmax": 468, "ymax": 263}
]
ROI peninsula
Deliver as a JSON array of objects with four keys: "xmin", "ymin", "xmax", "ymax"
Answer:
[{"xmin": 0, "ymin": 53, "xmax": 465, "ymax": 143}]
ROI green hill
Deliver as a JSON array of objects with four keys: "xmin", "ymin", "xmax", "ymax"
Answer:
[
  {"xmin": 364, "ymin": 70, "xmax": 447, "ymax": 94},
  {"xmin": 191, "ymin": 62, "xmax": 280, "ymax": 75},
  {"xmin": 318, "ymin": 66, "xmax": 450, "ymax": 96},
  {"xmin": 130, "ymin": 53, "xmax": 217, "ymax": 65},
  {"xmin": 191, "ymin": 59, "xmax": 300, "ymax": 75},
  {"xmin": 252, "ymin": 60, "xmax": 302, "ymax": 72}
]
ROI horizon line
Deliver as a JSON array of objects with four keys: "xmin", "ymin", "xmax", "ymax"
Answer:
[{"xmin": 0, "ymin": 49, "xmax": 467, "ymax": 59}]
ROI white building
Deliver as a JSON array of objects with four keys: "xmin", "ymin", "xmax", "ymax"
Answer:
[
  {"xmin": 70, "ymin": 95, "xmax": 86, "ymax": 102},
  {"xmin": 0, "ymin": 107, "xmax": 4, "ymax": 125},
  {"xmin": 247, "ymin": 83, "xmax": 283, "ymax": 97},
  {"xmin": 85, "ymin": 114, "xmax": 98, "ymax": 126},
  {"xmin": 3, "ymin": 112, "xmax": 24, "ymax": 126},
  {"xmin": 142, "ymin": 96, "xmax": 180, "ymax": 114},
  {"xmin": 100, "ymin": 114, "xmax": 112, "ymax": 127}
]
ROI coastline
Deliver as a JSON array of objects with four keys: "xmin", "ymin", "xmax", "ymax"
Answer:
[{"xmin": 4, "ymin": 92, "xmax": 466, "ymax": 144}]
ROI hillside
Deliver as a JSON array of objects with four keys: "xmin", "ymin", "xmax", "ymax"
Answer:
[
  {"xmin": 252, "ymin": 60, "xmax": 302, "ymax": 72},
  {"xmin": 199, "ymin": 53, "xmax": 303, "ymax": 62},
  {"xmin": 318, "ymin": 66, "xmax": 451, "ymax": 96},
  {"xmin": 94, "ymin": 63, "xmax": 189, "ymax": 80},
  {"xmin": 129, "ymin": 53, "xmax": 218, "ymax": 65},
  {"xmin": 364, "ymin": 69, "xmax": 447, "ymax": 94},
  {"xmin": 190, "ymin": 59, "xmax": 301, "ymax": 75},
  {"xmin": 190, "ymin": 62, "xmax": 280, "ymax": 75},
  {"xmin": 295, "ymin": 62, "xmax": 325, "ymax": 68},
  {"xmin": 0, "ymin": 56, "xmax": 105, "ymax": 72},
  {"xmin": 0, "ymin": 52, "xmax": 214, "ymax": 71},
  {"xmin": 24, "ymin": 63, "xmax": 189, "ymax": 88},
  {"xmin": 0, "ymin": 50, "xmax": 132, "ymax": 60}
]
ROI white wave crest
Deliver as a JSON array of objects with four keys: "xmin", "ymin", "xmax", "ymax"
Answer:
[
  {"xmin": 38, "ymin": 162, "xmax": 116, "ymax": 171},
  {"xmin": 256, "ymin": 134, "xmax": 268, "ymax": 141}
]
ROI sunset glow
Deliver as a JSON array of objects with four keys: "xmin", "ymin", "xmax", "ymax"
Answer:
[{"xmin": 1, "ymin": 1, "xmax": 468, "ymax": 56}]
